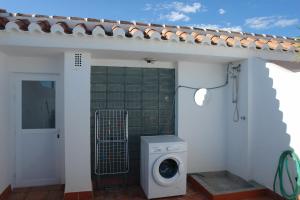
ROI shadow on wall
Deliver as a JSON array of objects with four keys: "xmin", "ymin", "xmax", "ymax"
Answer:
[{"xmin": 249, "ymin": 58, "xmax": 300, "ymax": 191}]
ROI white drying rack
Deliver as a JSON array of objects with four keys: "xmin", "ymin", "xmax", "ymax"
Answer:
[{"xmin": 94, "ymin": 109, "xmax": 129, "ymax": 175}]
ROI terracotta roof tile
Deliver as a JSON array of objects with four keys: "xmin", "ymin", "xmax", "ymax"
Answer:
[
  {"xmin": 191, "ymin": 32, "xmax": 210, "ymax": 45},
  {"xmin": 254, "ymin": 33, "xmax": 265, "ymax": 37},
  {"xmin": 267, "ymin": 40, "xmax": 281, "ymax": 50},
  {"xmin": 164, "ymin": 24, "xmax": 177, "ymax": 29},
  {"xmin": 265, "ymin": 34, "xmax": 274, "ymax": 38},
  {"xmin": 176, "ymin": 31, "xmax": 188, "ymax": 41},
  {"xmin": 55, "ymin": 21, "xmax": 71, "ymax": 34},
  {"xmin": 144, "ymin": 28, "xmax": 161, "ymax": 40},
  {"xmin": 87, "ymin": 18, "xmax": 101, "ymax": 22},
  {"xmin": 206, "ymin": 34, "xmax": 218, "ymax": 45},
  {"xmin": 70, "ymin": 16, "xmax": 85, "ymax": 21},
  {"xmin": 74, "ymin": 23, "xmax": 90, "ymax": 35},
  {"xmin": 128, "ymin": 26, "xmax": 143, "ymax": 39},
  {"xmin": 103, "ymin": 19, "xmax": 117, "ymax": 23},
  {"xmin": 206, "ymin": 29, "xmax": 217, "ymax": 32},
  {"xmin": 0, "ymin": 9, "xmax": 7, "ymax": 13},
  {"xmin": 178, "ymin": 26, "xmax": 191, "ymax": 30},
  {"xmin": 35, "ymin": 14, "xmax": 49, "ymax": 18},
  {"xmin": 220, "ymin": 35, "xmax": 236, "ymax": 47},
  {"xmin": 36, "ymin": 20, "xmax": 51, "ymax": 32},
  {"xmin": 92, "ymin": 24, "xmax": 106, "ymax": 36},
  {"xmin": 0, "ymin": 17, "xmax": 9, "ymax": 29},
  {"xmin": 281, "ymin": 41, "xmax": 296, "ymax": 51},
  {"xmin": 162, "ymin": 28, "xmax": 178, "ymax": 41},
  {"xmin": 0, "ymin": 8, "xmax": 298, "ymax": 53},
  {"xmin": 135, "ymin": 21, "xmax": 148, "ymax": 26},
  {"xmin": 176, "ymin": 31, "xmax": 194, "ymax": 43},
  {"xmin": 16, "ymin": 13, "xmax": 32, "ymax": 17},
  {"xmin": 52, "ymin": 16, "xmax": 67, "ymax": 20},
  {"xmin": 239, "ymin": 37, "xmax": 255, "ymax": 48},
  {"xmin": 286, "ymin": 37, "xmax": 295, "ymax": 40},
  {"xmin": 231, "ymin": 31, "xmax": 242, "ymax": 35},
  {"xmin": 219, "ymin": 30, "xmax": 229, "ymax": 34},
  {"xmin": 255, "ymin": 39, "xmax": 268, "ymax": 49},
  {"xmin": 292, "ymin": 43, "xmax": 299, "ymax": 52},
  {"xmin": 119, "ymin": 20, "xmax": 134, "ymax": 25},
  {"xmin": 111, "ymin": 25, "xmax": 125, "ymax": 37},
  {"xmin": 243, "ymin": 32, "xmax": 254, "ymax": 36},
  {"xmin": 150, "ymin": 23, "xmax": 164, "ymax": 27},
  {"xmin": 14, "ymin": 19, "xmax": 30, "ymax": 31},
  {"xmin": 193, "ymin": 27, "xmax": 205, "ymax": 31}
]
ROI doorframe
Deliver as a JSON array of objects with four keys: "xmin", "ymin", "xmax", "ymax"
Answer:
[{"xmin": 12, "ymin": 72, "xmax": 64, "ymax": 187}]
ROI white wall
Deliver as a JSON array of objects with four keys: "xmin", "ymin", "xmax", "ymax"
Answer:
[
  {"xmin": 0, "ymin": 54, "xmax": 64, "ymax": 190},
  {"xmin": 176, "ymin": 61, "xmax": 227, "ymax": 173},
  {"xmin": 0, "ymin": 52, "xmax": 11, "ymax": 194},
  {"xmin": 92, "ymin": 59, "xmax": 229, "ymax": 174},
  {"xmin": 247, "ymin": 58, "xmax": 299, "ymax": 190},
  {"xmin": 64, "ymin": 52, "xmax": 92, "ymax": 193},
  {"xmin": 1, "ymin": 50, "xmax": 298, "ymax": 193},
  {"xmin": 226, "ymin": 60, "xmax": 250, "ymax": 180}
]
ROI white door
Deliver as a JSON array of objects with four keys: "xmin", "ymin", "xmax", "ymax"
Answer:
[{"xmin": 15, "ymin": 74, "xmax": 61, "ymax": 187}]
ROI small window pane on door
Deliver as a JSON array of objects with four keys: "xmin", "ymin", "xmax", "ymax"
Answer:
[{"xmin": 22, "ymin": 81, "xmax": 55, "ymax": 129}]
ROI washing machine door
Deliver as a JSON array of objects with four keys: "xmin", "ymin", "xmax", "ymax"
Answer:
[{"xmin": 152, "ymin": 154, "xmax": 184, "ymax": 186}]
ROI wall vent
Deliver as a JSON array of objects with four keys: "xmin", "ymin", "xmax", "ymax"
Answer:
[{"xmin": 74, "ymin": 53, "xmax": 82, "ymax": 67}]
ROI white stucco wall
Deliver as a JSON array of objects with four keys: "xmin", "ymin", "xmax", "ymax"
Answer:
[
  {"xmin": 226, "ymin": 60, "xmax": 251, "ymax": 180},
  {"xmin": 176, "ymin": 61, "xmax": 227, "ymax": 173},
  {"xmin": 0, "ymin": 54, "xmax": 64, "ymax": 190},
  {"xmin": 92, "ymin": 59, "xmax": 228, "ymax": 174},
  {"xmin": 247, "ymin": 58, "xmax": 300, "ymax": 190},
  {"xmin": 64, "ymin": 52, "xmax": 92, "ymax": 193},
  {"xmin": 1, "ymin": 48, "xmax": 299, "ymax": 194},
  {"xmin": 0, "ymin": 52, "xmax": 11, "ymax": 194}
]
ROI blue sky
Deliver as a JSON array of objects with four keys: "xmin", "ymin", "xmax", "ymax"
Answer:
[{"xmin": 1, "ymin": 0, "xmax": 299, "ymax": 37}]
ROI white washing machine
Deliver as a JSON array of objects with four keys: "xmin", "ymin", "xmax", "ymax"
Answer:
[{"xmin": 140, "ymin": 135, "xmax": 187, "ymax": 199}]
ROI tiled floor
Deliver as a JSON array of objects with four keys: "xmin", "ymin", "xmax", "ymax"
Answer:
[
  {"xmin": 8, "ymin": 183, "xmax": 274, "ymax": 200},
  {"xmin": 8, "ymin": 185, "xmax": 64, "ymax": 200},
  {"xmin": 94, "ymin": 182, "xmax": 209, "ymax": 200}
]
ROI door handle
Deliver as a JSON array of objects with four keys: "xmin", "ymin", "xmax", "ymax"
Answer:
[{"xmin": 57, "ymin": 128, "xmax": 61, "ymax": 139}]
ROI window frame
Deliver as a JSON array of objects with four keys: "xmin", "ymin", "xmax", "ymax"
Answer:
[{"xmin": 16, "ymin": 74, "xmax": 58, "ymax": 134}]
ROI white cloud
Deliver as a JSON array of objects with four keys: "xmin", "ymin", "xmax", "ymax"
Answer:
[
  {"xmin": 145, "ymin": 1, "xmax": 203, "ymax": 13},
  {"xmin": 218, "ymin": 8, "xmax": 226, "ymax": 15},
  {"xmin": 161, "ymin": 11, "xmax": 190, "ymax": 22},
  {"xmin": 245, "ymin": 17, "xmax": 274, "ymax": 29},
  {"xmin": 173, "ymin": 2, "xmax": 202, "ymax": 13},
  {"xmin": 144, "ymin": 1, "xmax": 203, "ymax": 22},
  {"xmin": 222, "ymin": 26, "xmax": 242, "ymax": 32},
  {"xmin": 274, "ymin": 18, "xmax": 299, "ymax": 28},
  {"xmin": 245, "ymin": 16, "xmax": 299, "ymax": 29},
  {"xmin": 144, "ymin": 3, "xmax": 152, "ymax": 11},
  {"xmin": 193, "ymin": 24, "xmax": 242, "ymax": 32}
]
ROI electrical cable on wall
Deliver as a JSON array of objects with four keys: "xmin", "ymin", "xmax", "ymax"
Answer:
[{"xmin": 172, "ymin": 63, "xmax": 241, "ymax": 123}]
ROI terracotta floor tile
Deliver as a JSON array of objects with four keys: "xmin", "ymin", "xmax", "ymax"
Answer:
[
  {"xmin": 8, "ymin": 192, "xmax": 27, "ymax": 200},
  {"xmin": 44, "ymin": 185, "xmax": 64, "ymax": 191},
  {"xmin": 8, "ymin": 183, "xmax": 276, "ymax": 200},
  {"xmin": 12, "ymin": 187, "xmax": 31, "ymax": 193},
  {"xmin": 46, "ymin": 190, "xmax": 64, "ymax": 200},
  {"xmin": 25, "ymin": 191, "xmax": 48, "ymax": 200},
  {"xmin": 242, "ymin": 197, "xmax": 274, "ymax": 200},
  {"xmin": 29, "ymin": 186, "xmax": 51, "ymax": 192},
  {"xmin": 186, "ymin": 183, "xmax": 198, "ymax": 195}
]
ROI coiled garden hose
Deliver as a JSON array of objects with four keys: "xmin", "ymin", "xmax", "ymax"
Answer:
[{"xmin": 273, "ymin": 150, "xmax": 300, "ymax": 200}]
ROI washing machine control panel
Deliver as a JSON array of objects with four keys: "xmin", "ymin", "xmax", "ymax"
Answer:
[
  {"xmin": 150, "ymin": 147, "xmax": 164, "ymax": 153},
  {"xmin": 150, "ymin": 144, "xmax": 186, "ymax": 153}
]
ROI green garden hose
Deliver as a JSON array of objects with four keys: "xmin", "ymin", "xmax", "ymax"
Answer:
[{"xmin": 273, "ymin": 150, "xmax": 300, "ymax": 200}]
